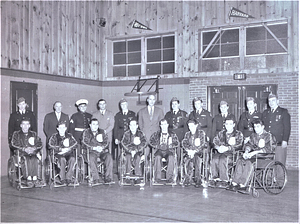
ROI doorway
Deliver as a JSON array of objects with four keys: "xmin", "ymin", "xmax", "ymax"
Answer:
[
  {"xmin": 11, "ymin": 81, "xmax": 38, "ymax": 130},
  {"xmin": 208, "ymin": 84, "xmax": 277, "ymax": 119}
]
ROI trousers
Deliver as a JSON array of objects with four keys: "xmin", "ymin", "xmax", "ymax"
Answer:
[
  {"xmin": 154, "ymin": 150, "xmax": 175, "ymax": 181},
  {"xmin": 211, "ymin": 152, "xmax": 233, "ymax": 181}
]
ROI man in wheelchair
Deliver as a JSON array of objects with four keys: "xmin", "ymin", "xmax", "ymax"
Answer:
[
  {"xmin": 227, "ymin": 119, "xmax": 276, "ymax": 192},
  {"xmin": 209, "ymin": 117, "xmax": 243, "ymax": 188},
  {"xmin": 121, "ymin": 119, "xmax": 147, "ymax": 184},
  {"xmin": 82, "ymin": 118, "xmax": 114, "ymax": 184},
  {"xmin": 149, "ymin": 119, "xmax": 179, "ymax": 184},
  {"xmin": 182, "ymin": 119, "xmax": 206, "ymax": 187},
  {"xmin": 10, "ymin": 118, "xmax": 43, "ymax": 188},
  {"xmin": 48, "ymin": 121, "xmax": 78, "ymax": 186}
]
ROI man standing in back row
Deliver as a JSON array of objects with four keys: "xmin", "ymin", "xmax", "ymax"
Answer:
[
  {"xmin": 262, "ymin": 93, "xmax": 291, "ymax": 166},
  {"xmin": 138, "ymin": 94, "xmax": 164, "ymax": 159}
]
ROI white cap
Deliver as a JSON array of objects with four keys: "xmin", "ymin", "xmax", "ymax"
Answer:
[{"xmin": 76, "ymin": 99, "xmax": 88, "ymax": 106}]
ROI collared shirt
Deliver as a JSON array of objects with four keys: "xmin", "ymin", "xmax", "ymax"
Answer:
[
  {"xmin": 148, "ymin": 106, "xmax": 154, "ymax": 115},
  {"xmin": 55, "ymin": 112, "xmax": 61, "ymax": 120}
]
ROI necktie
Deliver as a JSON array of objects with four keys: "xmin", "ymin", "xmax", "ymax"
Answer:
[
  {"xmin": 101, "ymin": 111, "xmax": 104, "ymax": 116},
  {"xmin": 57, "ymin": 113, "xmax": 61, "ymax": 121}
]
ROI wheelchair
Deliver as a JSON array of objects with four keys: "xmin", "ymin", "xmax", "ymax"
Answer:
[
  {"xmin": 149, "ymin": 147, "xmax": 178, "ymax": 187},
  {"xmin": 179, "ymin": 143, "xmax": 210, "ymax": 187},
  {"xmin": 239, "ymin": 152, "xmax": 287, "ymax": 198},
  {"xmin": 118, "ymin": 145, "xmax": 147, "ymax": 190},
  {"xmin": 44, "ymin": 148, "xmax": 79, "ymax": 189},
  {"xmin": 7, "ymin": 149, "xmax": 46, "ymax": 190},
  {"xmin": 208, "ymin": 145, "xmax": 242, "ymax": 186},
  {"xmin": 77, "ymin": 147, "xmax": 114, "ymax": 187}
]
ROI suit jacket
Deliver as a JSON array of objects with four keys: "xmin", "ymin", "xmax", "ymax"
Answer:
[
  {"xmin": 189, "ymin": 109, "xmax": 212, "ymax": 139},
  {"xmin": 8, "ymin": 110, "xmax": 37, "ymax": 143},
  {"xmin": 237, "ymin": 110, "xmax": 262, "ymax": 138},
  {"xmin": 138, "ymin": 106, "xmax": 164, "ymax": 141},
  {"xmin": 43, "ymin": 112, "xmax": 70, "ymax": 141},
  {"xmin": 212, "ymin": 113, "xmax": 236, "ymax": 139},
  {"xmin": 114, "ymin": 110, "xmax": 136, "ymax": 141},
  {"xmin": 262, "ymin": 106, "xmax": 291, "ymax": 144},
  {"xmin": 92, "ymin": 110, "xmax": 115, "ymax": 134}
]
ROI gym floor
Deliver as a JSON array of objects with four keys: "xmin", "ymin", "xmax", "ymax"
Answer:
[{"xmin": 1, "ymin": 169, "xmax": 298, "ymax": 223}]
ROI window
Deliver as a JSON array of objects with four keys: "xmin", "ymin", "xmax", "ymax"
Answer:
[
  {"xmin": 146, "ymin": 35, "xmax": 175, "ymax": 75},
  {"xmin": 246, "ymin": 23, "xmax": 288, "ymax": 55},
  {"xmin": 113, "ymin": 39, "xmax": 141, "ymax": 77},
  {"xmin": 202, "ymin": 28, "xmax": 239, "ymax": 58},
  {"xmin": 111, "ymin": 34, "xmax": 175, "ymax": 77}
]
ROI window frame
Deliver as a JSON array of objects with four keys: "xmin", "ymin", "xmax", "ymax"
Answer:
[
  {"xmin": 107, "ymin": 33, "xmax": 176, "ymax": 78},
  {"xmin": 200, "ymin": 20, "xmax": 288, "ymax": 60}
]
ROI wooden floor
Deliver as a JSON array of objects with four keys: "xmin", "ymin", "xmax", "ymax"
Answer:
[{"xmin": 1, "ymin": 169, "xmax": 299, "ymax": 222}]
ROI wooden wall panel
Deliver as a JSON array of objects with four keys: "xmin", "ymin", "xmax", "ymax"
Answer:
[{"xmin": 0, "ymin": 1, "xmax": 298, "ymax": 80}]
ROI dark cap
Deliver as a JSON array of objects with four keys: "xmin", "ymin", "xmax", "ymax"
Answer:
[
  {"xmin": 17, "ymin": 97, "xmax": 26, "ymax": 104},
  {"xmin": 220, "ymin": 100, "xmax": 228, "ymax": 106},
  {"xmin": 193, "ymin": 97, "xmax": 202, "ymax": 103},
  {"xmin": 268, "ymin": 93, "xmax": 278, "ymax": 100},
  {"xmin": 119, "ymin": 98, "xmax": 128, "ymax": 104},
  {"xmin": 171, "ymin": 97, "xmax": 180, "ymax": 103}
]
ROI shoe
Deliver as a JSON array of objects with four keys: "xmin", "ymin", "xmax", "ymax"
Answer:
[
  {"xmin": 195, "ymin": 180, "xmax": 202, "ymax": 188},
  {"xmin": 217, "ymin": 181, "xmax": 229, "ymax": 189},
  {"xmin": 238, "ymin": 186, "xmax": 248, "ymax": 192},
  {"xmin": 105, "ymin": 178, "xmax": 114, "ymax": 184},
  {"xmin": 153, "ymin": 179, "xmax": 163, "ymax": 185},
  {"xmin": 60, "ymin": 179, "xmax": 67, "ymax": 186},
  {"xmin": 226, "ymin": 184, "xmax": 238, "ymax": 192},
  {"xmin": 208, "ymin": 180, "xmax": 216, "ymax": 188},
  {"xmin": 183, "ymin": 177, "xmax": 191, "ymax": 186},
  {"xmin": 34, "ymin": 180, "xmax": 45, "ymax": 188},
  {"xmin": 135, "ymin": 179, "xmax": 141, "ymax": 185},
  {"xmin": 125, "ymin": 179, "xmax": 131, "ymax": 184},
  {"xmin": 166, "ymin": 179, "xmax": 175, "ymax": 185},
  {"xmin": 26, "ymin": 180, "xmax": 34, "ymax": 188},
  {"xmin": 93, "ymin": 179, "xmax": 101, "ymax": 184}
]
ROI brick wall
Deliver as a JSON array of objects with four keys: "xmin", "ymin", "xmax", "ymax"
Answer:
[{"xmin": 189, "ymin": 72, "xmax": 299, "ymax": 169}]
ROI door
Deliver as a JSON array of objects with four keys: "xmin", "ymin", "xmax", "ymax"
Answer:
[
  {"xmin": 208, "ymin": 84, "xmax": 277, "ymax": 119},
  {"xmin": 11, "ymin": 81, "xmax": 38, "ymax": 130}
]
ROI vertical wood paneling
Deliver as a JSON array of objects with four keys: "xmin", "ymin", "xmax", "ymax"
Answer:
[
  {"xmin": 51, "ymin": 1, "xmax": 58, "ymax": 75},
  {"xmin": 10, "ymin": 1, "xmax": 20, "ymax": 69},
  {"xmin": 0, "ymin": 1, "xmax": 298, "ymax": 80}
]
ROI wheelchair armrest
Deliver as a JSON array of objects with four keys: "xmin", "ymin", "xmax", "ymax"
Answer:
[{"xmin": 255, "ymin": 152, "xmax": 275, "ymax": 160}]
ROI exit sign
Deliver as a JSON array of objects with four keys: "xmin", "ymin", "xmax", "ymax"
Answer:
[{"xmin": 233, "ymin": 73, "xmax": 247, "ymax": 80}]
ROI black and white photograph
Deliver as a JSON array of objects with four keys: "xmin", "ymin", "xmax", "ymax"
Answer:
[{"xmin": 1, "ymin": 0, "xmax": 299, "ymax": 223}]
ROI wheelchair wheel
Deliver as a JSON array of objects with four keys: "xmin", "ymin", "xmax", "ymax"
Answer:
[
  {"xmin": 7, "ymin": 157, "xmax": 17, "ymax": 187},
  {"xmin": 44, "ymin": 156, "xmax": 52, "ymax": 185},
  {"xmin": 263, "ymin": 161, "xmax": 287, "ymax": 195},
  {"xmin": 77, "ymin": 155, "xmax": 85, "ymax": 184}
]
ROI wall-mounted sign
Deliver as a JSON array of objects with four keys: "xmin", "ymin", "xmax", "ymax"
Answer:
[
  {"xmin": 131, "ymin": 20, "xmax": 152, "ymax": 30},
  {"xmin": 234, "ymin": 73, "xmax": 247, "ymax": 80},
  {"xmin": 229, "ymin": 7, "xmax": 254, "ymax": 19}
]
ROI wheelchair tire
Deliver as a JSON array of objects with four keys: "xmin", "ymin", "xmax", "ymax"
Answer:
[
  {"xmin": 77, "ymin": 155, "xmax": 85, "ymax": 184},
  {"xmin": 263, "ymin": 161, "xmax": 287, "ymax": 195},
  {"xmin": 44, "ymin": 157, "xmax": 51, "ymax": 185},
  {"xmin": 7, "ymin": 157, "xmax": 17, "ymax": 187}
]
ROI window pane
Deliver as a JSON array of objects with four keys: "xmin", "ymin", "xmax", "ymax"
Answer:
[
  {"xmin": 203, "ymin": 31, "xmax": 218, "ymax": 45},
  {"xmin": 163, "ymin": 49, "xmax": 174, "ymax": 61},
  {"xmin": 267, "ymin": 24, "xmax": 287, "ymax": 39},
  {"xmin": 163, "ymin": 36, "xmax": 174, "ymax": 48},
  {"xmin": 221, "ymin": 29, "xmax": 239, "ymax": 43},
  {"xmin": 128, "ymin": 65, "xmax": 141, "ymax": 76},
  {"xmin": 221, "ymin": 43, "xmax": 239, "ymax": 57},
  {"xmin": 267, "ymin": 39, "xmax": 287, "ymax": 53},
  {"xmin": 128, "ymin": 40, "xmax": 141, "ymax": 52},
  {"xmin": 203, "ymin": 44, "xmax": 220, "ymax": 58},
  {"xmin": 246, "ymin": 26, "xmax": 265, "ymax": 41},
  {"xmin": 128, "ymin": 52, "xmax": 141, "ymax": 64},
  {"xmin": 114, "ymin": 53, "xmax": 126, "ymax": 65},
  {"xmin": 163, "ymin": 62, "xmax": 174, "ymax": 74},
  {"xmin": 147, "ymin": 37, "xmax": 161, "ymax": 50},
  {"xmin": 147, "ymin": 50, "xmax": 161, "ymax": 62},
  {"xmin": 246, "ymin": 41, "xmax": 266, "ymax": 55},
  {"xmin": 147, "ymin": 63, "xmax": 161, "ymax": 75},
  {"xmin": 113, "ymin": 66, "xmax": 126, "ymax": 77},
  {"xmin": 114, "ymin": 42, "xmax": 126, "ymax": 53}
]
